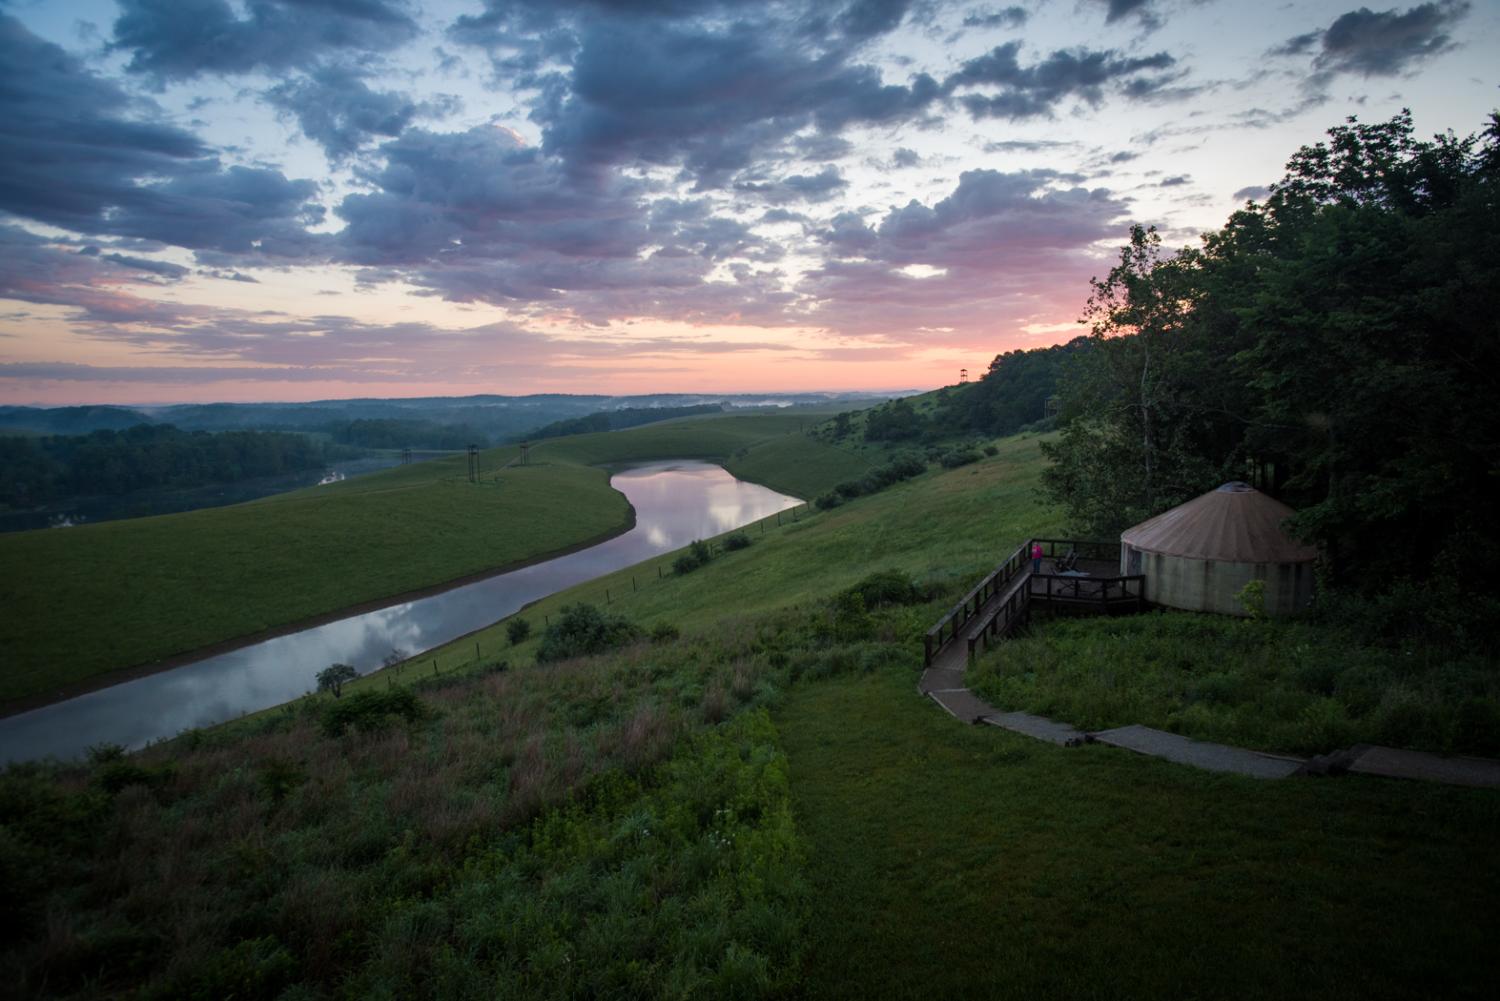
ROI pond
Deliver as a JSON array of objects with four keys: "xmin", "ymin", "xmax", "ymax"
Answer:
[{"xmin": 0, "ymin": 461, "xmax": 801, "ymax": 764}]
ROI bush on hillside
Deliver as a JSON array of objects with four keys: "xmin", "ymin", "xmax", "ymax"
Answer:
[
  {"xmin": 536, "ymin": 603, "xmax": 643, "ymax": 663},
  {"xmin": 506, "ymin": 617, "xmax": 532, "ymax": 645},
  {"xmin": 673, "ymin": 539, "xmax": 715, "ymax": 575},
  {"xmin": 815, "ymin": 491, "xmax": 842, "ymax": 510},
  {"xmin": 319, "ymin": 688, "xmax": 426, "ymax": 737},
  {"xmin": 841, "ymin": 569, "xmax": 928, "ymax": 608},
  {"xmin": 830, "ymin": 452, "xmax": 928, "ymax": 505},
  {"xmin": 940, "ymin": 447, "xmax": 981, "ymax": 468},
  {"xmin": 723, "ymin": 531, "xmax": 753, "ymax": 551}
]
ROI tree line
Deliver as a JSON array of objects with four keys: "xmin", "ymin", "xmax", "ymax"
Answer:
[
  {"xmin": 0, "ymin": 424, "xmax": 351, "ymax": 509},
  {"xmin": 522, "ymin": 403, "xmax": 724, "ymax": 441},
  {"xmin": 1040, "ymin": 110, "xmax": 1499, "ymax": 590}
]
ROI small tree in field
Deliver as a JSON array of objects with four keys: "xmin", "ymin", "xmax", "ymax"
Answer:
[
  {"xmin": 506, "ymin": 617, "xmax": 532, "ymax": 645},
  {"xmin": 316, "ymin": 663, "xmax": 358, "ymax": 698}
]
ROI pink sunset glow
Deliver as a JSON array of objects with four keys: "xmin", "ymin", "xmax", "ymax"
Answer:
[{"xmin": 2, "ymin": 1, "xmax": 1494, "ymax": 405}]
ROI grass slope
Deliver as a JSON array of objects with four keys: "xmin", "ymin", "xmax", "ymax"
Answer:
[
  {"xmin": 969, "ymin": 609, "xmax": 1500, "ymax": 757},
  {"xmin": 0, "ymin": 456, "xmax": 626, "ymax": 704},
  {"xmin": 782, "ymin": 668, "xmax": 1499, "ymax": 1000},
  {"xmin": 398, "ymin": 433, "xmax": 1054, "ymax": 680},
  {"xmin": 6, "ymin": 429, "xmax": 1499, "ymax": 999},
  {"xmin": 0, "ymin": 412, "xmax": 874, "ymax": 707}
]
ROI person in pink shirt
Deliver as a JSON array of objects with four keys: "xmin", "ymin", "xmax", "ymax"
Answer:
[{"xmin": 1031, "ymin": 541, "xmax": 1043, "ymax": 573}]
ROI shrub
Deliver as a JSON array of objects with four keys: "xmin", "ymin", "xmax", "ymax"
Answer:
[
  {"xmin": 673, "ymin": 539, "xmax": 715, "ymax": 575},
  {"xmin": 815, "ymin": 491, "xmax": 842, "ymax": 510},
  {"xmin": 651, "ymin": 622, "xmax": 681, "ymax": 643},
  {"xmin": 982, "ymin": 444, "xmax": 999, "ymax": 457},
  {"xmin": 842, "ymin": 569, "xmax": 927, "ymax": 608},
  {"xmin": 506, "ymin": 617, "xmax": 532, "ymax": 645},
  {"xmin": 95, "ymin": 760, "xmax": 175, "ymax": 795},
  {"xmin": 319, "ymin": 687, "xmax": 426, "ymax": 737},
  {"xmin": 835, "ymin": 480, "xmax": 865, "ymax": 500},
  {"xmin": 1237, "ymin": 579, "xmax": 1267, "ymax": 620},
  {"xmin": 939, "ymin": 447, "xmax": 981, "ymax": 468},
  {"xmin": 723, "ymin": 531, "xmax": 752, "ymax": 551},
  {"xmin": 257, "ymin": 758, "xmax": 306, "ymax": 805},
  {"xmin": 536, "ymin": 603, "xmax": 643, "ymax": 663}
]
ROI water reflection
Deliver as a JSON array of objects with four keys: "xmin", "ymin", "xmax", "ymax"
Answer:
[{"xmin": 0, "ymin": 462, "xmax": 799, "ymax": 764}]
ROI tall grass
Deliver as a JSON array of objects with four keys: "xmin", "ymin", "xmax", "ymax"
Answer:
[
  {"xmin": 968, "ymin": 610, "xmax": 1500, "ymax": 755},
  {"xmin": 0, "ymin": 593, "xmax": 908, "ymax": 998}
]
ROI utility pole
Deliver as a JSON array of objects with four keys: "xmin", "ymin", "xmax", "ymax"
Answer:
[{"xmin": 467, "ymin": 444, "xmax": 479, "ymax": 483}]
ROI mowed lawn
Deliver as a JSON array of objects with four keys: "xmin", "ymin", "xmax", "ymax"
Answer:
[
  {"xmin": 0, "ymin": 455, "xmax": 626, "ymax": 704},
  {"xmin": 780, "ymin": 667, "xmax": 1500, "ymax": 1001}
]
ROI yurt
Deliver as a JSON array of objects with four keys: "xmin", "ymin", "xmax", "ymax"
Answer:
[{"xmin": 1119, "ymin": 482, "xmax": 1318, "ymax": 617}]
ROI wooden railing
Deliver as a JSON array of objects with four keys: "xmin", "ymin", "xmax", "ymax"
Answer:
[
  {"xmin": 1030, "ymin": 572, "xmax": 1145, "ymax": 608},
  {"xmin": 923, "ymin": 538, "xmax": 1142, "ymax": 667},
  {"xmin": 1031, "ymin": 538, "xmax": 1121, "ymax": 565},
  {"xmin": 924, "ymin": 541, "xmax": 1029, "ymax": 666},
  {"xmin": 965, "ymin": 577, "xmax": 1034, "ymax": 662}
]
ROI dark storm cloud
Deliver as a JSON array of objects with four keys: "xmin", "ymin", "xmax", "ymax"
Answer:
[
  {"xmin": 266, "ymin": 67, "xmax": 456, "ymax": 160},
  {"xmin": 335, "ymin": 125, "xmax": 649, "ymax": 269},
  {"xmin": 946, "ymin": 42, "xmax": 1178, "ymax": 119},
  {"xmin": 963, "ymin": 6, "xmax": 1029, "ymax": 29},
  {"xmin": 451, "ymin": 0, "xmax": 913, "ymax": 48},
  {"xmin": 540, "ymin": 17, "xmax": 940, "ymax": 184},
  {"xmin": 734, "ymin": 166, "xmax": 848, "ymax": 204},
  {"xmin": 329, "ymin": 125, "xmax": 796, "ymax": 314},
  {"xmin": 98, "ymin": 253, "xmax": 191, "ymax": 279},
  {"xmin": 839, "ymin": 0, "xmax": 915, "ymax": 39},
  {"xmin": 1274, "ymin": 2, "xmax": 1470, "ymax": 79},
  {"xmin": 1090, "ymin": 0, "xmax": 1156, "ymax": 25},
  {"xmin": 112, "ymin": 0, "xmax": 418, "ymax": 80},
  {"xmin": 0, "ymin": 17, "xmax": 324, "ymax": 258}
]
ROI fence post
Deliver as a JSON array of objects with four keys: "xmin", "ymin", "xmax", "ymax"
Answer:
[{"xmin": 475, "ymin": 641, "xmax": 480, "ymax": 660}]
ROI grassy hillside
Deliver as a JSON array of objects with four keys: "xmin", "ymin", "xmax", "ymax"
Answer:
[
  {"xmin": 0, "ymin": 411, "xmax": 874, "ymax": 707},
  {"xmin": 6, "ymin": 430, "xmax": 1496, "ymax": 999}
]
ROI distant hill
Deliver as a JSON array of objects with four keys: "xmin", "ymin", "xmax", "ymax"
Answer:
[
  {"xmin": 0, "ymin": 405, "xmax": 154, "ymax": 435},
  {"xmin": 2, "ymin": 392, "xmax": 916, "ymax": 440}
]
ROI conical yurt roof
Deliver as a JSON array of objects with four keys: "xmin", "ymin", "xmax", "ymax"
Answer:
[{"xmin": 1120, "ymin": 482, "xmax": 1319, "ymax": 563}]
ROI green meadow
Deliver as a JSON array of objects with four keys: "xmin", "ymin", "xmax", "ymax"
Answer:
[
  {"xmin": 0, "ymin": 409, "xmax": 871, "ymax": 707},
  {"xmin": 4, "ymin": 429, "xmax": 1496, "ymax": 999}
]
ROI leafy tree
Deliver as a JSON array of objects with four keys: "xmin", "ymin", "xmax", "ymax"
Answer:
[
  {"xmin": 1042, "ymin": 110, "xmax": 1500, "ymax": 588},
  {"xmin": 863, "ymin": 398, "xmax": 925, "ymax": 442},
  {"xmin": 315, "ymin": 663, "xmax": 358, "ymax": 698}
]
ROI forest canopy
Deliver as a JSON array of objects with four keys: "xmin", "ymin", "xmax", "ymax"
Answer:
[
  {"xmin": 1040, "ymin": 110, "xmax": 1500, "ymax": 590},
  {"xmin": 0, "ymin": 425, "xmax": 346, "ymax": 510}
]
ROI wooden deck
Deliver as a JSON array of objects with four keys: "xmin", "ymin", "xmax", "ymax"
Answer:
[{"xmin": 923, "ymin": 539, "xmax": 1144, "ymax": 668}]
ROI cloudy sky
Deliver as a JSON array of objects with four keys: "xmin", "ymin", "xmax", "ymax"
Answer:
[{"xmin": 0, "ymin": 0, "xmax": 1494, "ymax": 405}]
